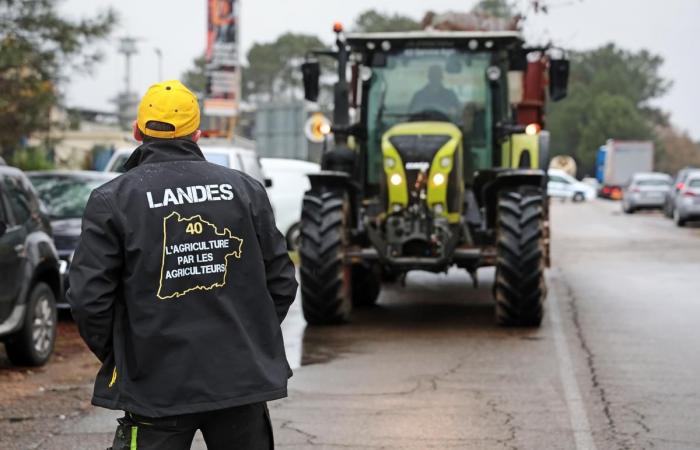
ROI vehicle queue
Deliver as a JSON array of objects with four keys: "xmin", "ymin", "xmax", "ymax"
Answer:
[{"xmin": 0, "ymin": 146, "xmax": 696, "ymax": 368}]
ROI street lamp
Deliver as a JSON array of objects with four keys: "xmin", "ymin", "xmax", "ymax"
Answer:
[{"xmin": 154, "ymin": 48, "xmax": 163, "ymax": 81}]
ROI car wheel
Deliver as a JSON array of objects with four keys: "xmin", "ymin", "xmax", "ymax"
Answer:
[
  {"xmin": 572, "ymin": 192, "xmax": 585, "ymax": 203},
  {"xmin": 623, "ymin": 202, "xmax": 634, "ymax": 214},
  {"xmin": 5, "ymin": 282, "xmax": 57, "ymax": 367},
  {"xmin": 285, "ymin": 222, "xmax": 301, "ymax": 251},
  {"xmin": 674, "ymin": 208, "xmax": 686, "ymax": 227}
]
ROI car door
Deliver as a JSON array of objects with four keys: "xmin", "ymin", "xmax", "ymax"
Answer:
[
  {"xmin": 0, "ymin": 174, "xmax": 28, "ymax": 323},
  {"xmin": 547, "ymin": 174, "xmax": 571, "ymax": 198}
]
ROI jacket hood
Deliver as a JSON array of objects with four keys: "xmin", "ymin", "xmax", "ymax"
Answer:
[{"xmin": 123, "ymin": 139, "xmax": 205, "ymax": 171}]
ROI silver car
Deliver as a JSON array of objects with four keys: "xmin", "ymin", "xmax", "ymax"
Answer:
[
  {"xmin": 673, "ymin": 173, "xmax": 700, "ymax": 227},
  {"xmin": 622, "ymin": 172, "xmax": 672, "ymax": 214}
]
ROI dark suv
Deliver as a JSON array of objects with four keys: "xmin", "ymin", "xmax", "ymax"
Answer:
[{"xmin": 0, "ymin": 164, "xmax": 61, "ymax": 366}]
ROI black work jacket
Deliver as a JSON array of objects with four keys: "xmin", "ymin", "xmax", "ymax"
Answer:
[{"xmin": 67, "ymin": 139, "xmax": 297, "ymax": 417}]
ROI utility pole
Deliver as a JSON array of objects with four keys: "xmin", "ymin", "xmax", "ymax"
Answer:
[
  {"xmin": 116, "ymin": 37, "xmax": 139, "ymax": 130},
  {"xmin": 118, "ymin": 37, "xmax": 138, "ymax": 96},
  {"xmin": 154, "ymin": 48, "xmax": 163, "ymax": 81}
]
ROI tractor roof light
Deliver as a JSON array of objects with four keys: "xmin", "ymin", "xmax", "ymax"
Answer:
[
  {"xmin": 525, "ymin": 123, "xmax": 541, "ymax": 135},
  {"xmin": 390, "ymin": 173, "xmax": 403, "ymax": 186}
]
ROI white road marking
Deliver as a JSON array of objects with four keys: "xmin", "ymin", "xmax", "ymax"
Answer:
[{"xmin": 548, "ymin": 272, "xmax": 598, "ymax": 450}]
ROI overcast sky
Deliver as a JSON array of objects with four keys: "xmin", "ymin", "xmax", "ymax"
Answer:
[{"xmin": 61, "ymin": 0, "xmax": 700, "ymax": 139}]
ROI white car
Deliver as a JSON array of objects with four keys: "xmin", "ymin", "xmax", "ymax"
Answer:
[
  {"xmin": 547, "ymin": 169, "xmax": 596, "ymax": 202},
  {"xmin": 104, "ymin": 143, "xmax": 269, "ymax": 187},
  {"xmin": 261, "ymin": 158, "xmax": 320, "ymax": 249}
]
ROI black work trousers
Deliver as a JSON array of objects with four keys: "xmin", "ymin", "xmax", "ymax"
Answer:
[{"xmin": 109, "ymin": 402, "xmax": 273, "ymax": 450}]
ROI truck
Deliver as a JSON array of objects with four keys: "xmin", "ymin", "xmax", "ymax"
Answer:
[
  {"xmin": 596, "ymin": 140, "xmax": 654, "ymax": 199},
  {"xmin": 298, "ymin": 23, "xmax": 569, "ymax": 327}
]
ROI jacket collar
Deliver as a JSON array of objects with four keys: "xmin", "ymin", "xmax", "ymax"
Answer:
[{"xmin": 123, "ymin": 139, "xmax": 206, "ymax": 170}]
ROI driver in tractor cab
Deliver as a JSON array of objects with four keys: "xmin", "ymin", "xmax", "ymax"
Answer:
[{"xmin": 408, "ymin": 65, "xmax": 460, "ymax": 118}]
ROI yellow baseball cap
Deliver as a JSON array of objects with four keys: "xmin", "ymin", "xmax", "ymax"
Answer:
[{"xmin": 137, "ymin": 80, "xmax": 200, "ymax": 139}]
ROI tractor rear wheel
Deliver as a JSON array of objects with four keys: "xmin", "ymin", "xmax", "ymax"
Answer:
[
  {"xmin": 494, "ymin": 186, "xmax": 546, "ymax": 327},
  {"xmin": 299, "ymin": 190, "xmax": 352, "ymax": 325}
]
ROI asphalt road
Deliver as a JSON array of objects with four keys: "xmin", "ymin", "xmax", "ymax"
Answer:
[{"xmin": 2, "ymin": 199, "xmax": 699, "ymax": 449}]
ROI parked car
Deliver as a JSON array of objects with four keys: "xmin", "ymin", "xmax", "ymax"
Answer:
[
  {"xmin": 664, "ymin": 166, "xmax": 699, "ymax": 218},
  {"xmin": 27, "ymin": 171, "xmax": 117, "ymax": 306},
  {"xmin": 673, "ymin": 172, "xmax": 700, "ymax": 227},
  {"xmin": 105, "ymin": 142, "xmax": 271, "ymax": 187},
  {"xmin": 547, "ymin": 169, "xmax": 596, "ymax": 202},
  {"xmin": 261, "ymin": 158, "xmax": 320, "ymax": 249},
  {"xmin": 0, "ymin": 165, "xmax": 61, "ymax": 366},
  {"xmin": 621, "ymin": 172, "xmax": 672, "ymax": 214}
]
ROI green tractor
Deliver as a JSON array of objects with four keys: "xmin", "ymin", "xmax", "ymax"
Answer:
[{"xmin": 299, "ymin": 26, "xmax": 569, "ymax": 327}]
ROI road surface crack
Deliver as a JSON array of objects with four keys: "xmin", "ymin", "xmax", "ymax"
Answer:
[
  {"xmin": 562, "ymin": 273, "xmax": 652, "ymax": 449},
  {"xmin": 280, "ymin": 420, "xmax": 318, "ymax": 446},
  {"xmin": 486, "ymin": 399, "xmax": 518, "ymax": 450}
]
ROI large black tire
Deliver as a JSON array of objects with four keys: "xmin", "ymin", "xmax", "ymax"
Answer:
[
  {"xmin": 5, "ymin": 282, "xmax": 57, "ymax": 366},
  {"xmin": 299, "ymin": 190, "xmax": 351, "ymax": 325},
  {"xmin": 351, "ymin": 265, "xmax": 381, "ymax": 307},
  {"xmin": 494, "ymin": 187, "xmax": 546, "ymax": 327},
  {"xmin": 285, "ymin": 222, "xmax": 301, "ymax": 251}
]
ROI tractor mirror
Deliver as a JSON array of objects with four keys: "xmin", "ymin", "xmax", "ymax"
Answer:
[
  {"xmin": 301, "ymin": 61, "xmax": 321, "ymax": 102},
  {"xmin": 549, "ymin": 59, "xmax": 569, "ymax": 101}
]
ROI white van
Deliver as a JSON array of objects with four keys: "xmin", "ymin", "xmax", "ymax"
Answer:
[
  {"xmin": 261, "ymin": 158, "xmax": 320, "ymax": 249},
  {"xmin": 104, "ymin": 143, "xmax": 269, "ymax": 187}
]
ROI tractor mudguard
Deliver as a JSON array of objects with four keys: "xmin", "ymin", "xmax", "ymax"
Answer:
[{"xmin": 479, "ymin": 168, "xmax": 547, "ymax": 229}]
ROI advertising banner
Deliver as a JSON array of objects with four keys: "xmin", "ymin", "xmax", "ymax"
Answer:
[{"xmin": 205, "ymin": 0, "xmax": 240, "ymax": 117}]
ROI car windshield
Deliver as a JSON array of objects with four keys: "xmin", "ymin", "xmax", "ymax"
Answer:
[
  {"xmin": 636, "ymin": 178, "xmax": 670, "ymax": 186},
  {"xmin": 29, "ymin": 176, "xmax": 109, "ymax": 219},
  {"xmin": 366, "ymin": 49, "xmax": 497, "ymax": 183},
  {"xmin": 203, "ymin": 152, "xmax": 230, "ymax": 167}
]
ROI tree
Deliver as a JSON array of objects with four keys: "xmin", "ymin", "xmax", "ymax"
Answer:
[
  {"xmin": 181, "ymin": 54, "xmax": 207, "ymax": 95},
  {"xmin": 655, "ymin": 126, "xmax": 700, "ymax": 174},
  {"xmin": 547, "ymin": 44, "xmax": 670, "ymax": 175},
  {"xmin": 0, "ymin": 0, "xmax": 117, "ymax": 160},
  {"xmin": 352, "ymin": 10, "xmax": 421, "ymax": 32},
  {"xmin": 245, "ymin": 33, "xmax": 327, "ymax": 100},
  {"xmin": 473, "ymin": 0, "xmax": 516, "ymax": 18}
]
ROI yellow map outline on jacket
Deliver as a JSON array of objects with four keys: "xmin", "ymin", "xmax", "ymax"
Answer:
[{"xmin": 157, "ymin": 211, "xmax": 243, "ymax": 300}]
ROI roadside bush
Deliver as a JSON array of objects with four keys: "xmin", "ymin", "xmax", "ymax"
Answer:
[{"xmin": 10, "ymin": 147, "xmax": 54, "ymax": 171}]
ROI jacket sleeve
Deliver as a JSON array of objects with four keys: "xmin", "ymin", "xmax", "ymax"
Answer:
[
  {"xmin": 66, "ymin": 191, "xmax": 123, "ymax": 362},
  {"xmin": 253, "ymin": 185, "xmax": 298, "ymax": 323}
]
